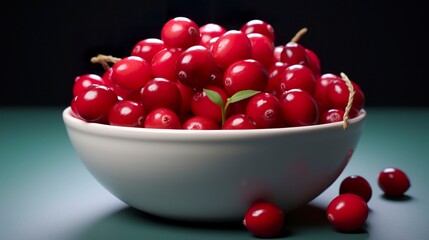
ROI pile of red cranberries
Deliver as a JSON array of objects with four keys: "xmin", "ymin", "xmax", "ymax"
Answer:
[
  {"xmin": 69, "ymin": 17, "xmax": 410, "ymax": 237},
  {"xmin": 70, "ymin": 17, "xmax": 365, "ymax": 130}
]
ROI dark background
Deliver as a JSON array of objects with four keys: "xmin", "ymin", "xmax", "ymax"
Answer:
[{"xmin": 1, "ymin": 0, "xmax": 427, "ymax": 107}]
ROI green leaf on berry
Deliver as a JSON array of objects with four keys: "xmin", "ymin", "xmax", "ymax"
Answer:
[{"xmin": 203, "ymin": 88, "xmax": 261, "ymax": 126}]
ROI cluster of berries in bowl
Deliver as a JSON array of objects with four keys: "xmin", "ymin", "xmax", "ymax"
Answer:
[{"xmin": 70, "ymin": 17, "xmax": 365, "ymax": 130}]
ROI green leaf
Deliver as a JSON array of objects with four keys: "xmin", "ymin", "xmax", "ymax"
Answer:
[
  {"xmin": 228, "ymin": 90, "xmax": 261, "ymax": 104},
  {"xmin": 203, "ymin": 88, "xmax": 224, "ymax": 108}
]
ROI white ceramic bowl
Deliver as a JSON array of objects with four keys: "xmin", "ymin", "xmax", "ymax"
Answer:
[{"xmin": 63, "ymin": 107, "xmax": 366, "ymax": 221}]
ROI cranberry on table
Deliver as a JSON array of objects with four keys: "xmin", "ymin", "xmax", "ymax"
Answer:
[
  {"xmin": 144, "ymin": 108, "xmax": 181, "ymax": 129},
  {"xmin": 339, "ymin": 175, "xmax": 372, "ymax": 202},
  {"xmin": 160, "ymin": 17, "xmax": 200, "ymax": 49},
  {"xmin": 108, "ymin": 100, "xmax": 145, "ymax": 127},
  {"xmin": 326, "ymin": 193, "xmax": 369, "ymax": 232},
  {"xmin": 378, "ymin": 167, "xmax": 411, "ymax": 197},
  {"xmin": 243, "ymin": 201, "xmax": 284, "ymax": 238}
]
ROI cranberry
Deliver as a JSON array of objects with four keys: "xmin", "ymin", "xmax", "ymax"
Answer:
[
  {"xmin": 240, "ymin": 19, "xmax": 275, "ymax": 42},
  {"xmin": 265, "ymin": 61, "xmax": 288, "ymax": 97},
  {"xmin": 160, "ymin": 17, "xmax": 200, "ymax": 49},
  {"xmin": 279, "ymin": 89, "xmax": 318, "ymax": 127},
  {"xmin": 73, "ymin": 85, "xmax": 118, "ymax": 123},
  {"xmin": 222, "ymin": 114, "xmax": 257, "ymax": 130},
  {"xmin": 111, "ymin": 56, "xmax": 152, "ymax": 91},
  {"xmin": 273, "ymin": 45, "xmax": 284, "ymax": 62},
  {"xmin": 313, "ymin": 73, "xmax": 341, "ymax": 113},
  {"xmin": 191, "ymin": 86, "xmax": 228, "ymax": 123},
  {"xmin": 102, "ymin": 68, "xmax": 132, "ymax": 99},
  {"xmin": 339, "ymin": 175, "xmax": 372, "ymax": 202},
  {"xmin": 199, "ymin": 23, "xmax": 226, "ymax": 47},
  {"xmin": 140, "ymin": 78, "xmax": 182, "ymax": 113},
  {"xmin": 144, "ymin": 108, "xmax": 181, "ymax": 129},
  {"xmin": 280, "ymin": 42, "xmax": 309, "ymax": 66},
  {"xmin": 279, "ymin": 64, "xmax": 316, "ymax": 95},
  {"xmin": 326, "ymin": 193, "xmax": 369, "ymax": 232},
  {"xmin": 182, "ymin": 115, "xmax": 219, "ymax": 130},
  {"xmin": 326, "ymin": 79, "xmax": 365, "ymax": 118},
  {"xmin": 211, "ymin": 30, "xmax": 252, "ymax": 70},
  {"xmin": 247, "ymin": 33, "xmax": 275, "ymax": 69},
  {"xmin": 151, "ymin": 48, "xmax": 182, "ymax": 81},
  {"xmin": 175, "ymin": 81, "xmax": 194, "ymax": 114},
  {"xmin": 176, "ymin": 45, "xmax": 216, "ymax": 88},
  {"xmin": 378, "ymin": 167, "xmax": 411, "ymax": 197},
  {"xmin": 245, "ymin": 92, "xmax": 282, "ymax": 128},
  {"xmin": 319, "ymin": 108, "xmax": 345, "ymax": 124},
  {"xmin": 108, "ymin": 100, "xmax": 145, "ymax": 127},
  {"xmin": 73, "ymin": 74, "xmax": 104, "ymax": 96},
  {"xmin": 131, "ymin": 38, "xmax": 165, "ymax": 63},
  {"xmin": 305, "ymin": 47, "xmax": 321, "ymax": 77},
  {"xmin": 243, "ymin": 201, "xmax": 284, "ymax": 238},
  {"xmin": 223, "ymin": 59, "xmax": 268, "ymax": 96}
]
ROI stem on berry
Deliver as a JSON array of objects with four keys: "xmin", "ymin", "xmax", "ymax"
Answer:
[
  {"xmin": 340, "ymin": 72, "xmax": 355, "ymax": 130},
  {"xmin": 290, "ymin": 28, "xmax": 308, "ymax": 43},
  {"xmin": 90, "ymin": 54, "xmax": 122, "ymax": 70}
]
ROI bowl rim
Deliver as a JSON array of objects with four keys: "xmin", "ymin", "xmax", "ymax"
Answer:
[{"xmin": 63, "ymin": 106, "xmax": 366, "ymax": 139}]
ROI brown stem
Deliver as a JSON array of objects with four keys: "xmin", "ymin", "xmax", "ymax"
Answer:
[
  {"xmin": 290, "ymin": 28, "xmax": 308, "ymax": 43},
  {"xmin": 90, "ymin": 54, "xmax": 122, "ymax": 71},
  {"xmin": 340, "ymin": 72, "xmax": 355, "ymax": 130}
]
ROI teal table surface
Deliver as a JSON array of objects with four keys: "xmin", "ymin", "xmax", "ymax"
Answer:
[{"xmin": 1, "ymin": 107, "xmax": 428, "ymax": 240}]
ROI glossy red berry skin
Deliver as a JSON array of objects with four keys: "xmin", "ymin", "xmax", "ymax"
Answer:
[
  {"xmin": 326, "ymin": 193, "xmax": 369, "ymax": 232},
  {"xmin": 339, "ymin": 175, "xmax": 372, "ymax": 202},
  {"xmin": 222, "ymin": 114, "xmax": 257, "ymax": 130},
  {"xmin": 378, "ymin": 167, "xmax": 411, "ymax": 197},
  {"xmin": 175, "ymin": 81, "xmax": 194, "ymax": 114},
  {"xmin": 279, "ymin": 89, "xmax": 318, "ymax": 127},
  {"xmin": 265, "ymin": 61, "xmax": 288, "ymax": 97},
  {"xmin": 144, "ymin": 108, "xmax": 181, "ymax": 129},
  {"xmin": 273, "ymin": 45, "xmax": 284, "ymax": 62},
  {"xmin": 313, "ymin": 73, "xmax": 342, "ymax": 113},
  {"xmin": 326, "ymin": 79, "xmax": 365, "ymax": 118},
  {"xmin": 191, "ymin": 86, "xmax": 228, "ymax": 123},
  {"xmin": 243, "ymin": 202, "xmax": 284, "ymax": 238},
  {"xmin": 111, "ymin": 56, "xmax": 152, "ymax": 91},
  {"xmin": 73, "ymin": 85, "xmax": 118, "ymax": 123},
  {"xmin": 140, "ymin": 78, "xmax": 182, "ymax": 113},
  {"xmin": 211, "ymin": 30, "xmax": 252, "ymax": 70},
  {"xmin": 182, "ymin": 115, "xmax": 219, "ymax": 130},
  {"xmin": 131, "ymin": 38, "xmax": 165, "ymax": 63},
  {"xmin": 280, "ymin": 42, "xmax": 309, "ymax": 66},
  {"xmin": 319, "ymin": 108, "xmax": 345, "ymax": 124},
  {"xmin": 73, "ymin": 74, "xmax": 104, "ymax": 96},
  {"xmin": 199, "ymin": 23, "xmax": 226, "ymax": 47},
  {"xmin": 223, "ymin": 59, "xmax": 268, "ymax": 96},
  {"xmin": 161, "ymin": 17, "xmax": 200, "ymax": 49},
  {"xmin": 279, "ymin": 64, "xmax": 316, "ymax": 95},
  {"xmin": 246, "ymin": 92, "xmax": 282, "ymax": 129},
  {"xmin": 108, "ymin": 100, "xmax": 145, "ymax": 127},
  {"xmin": 304, "ymin": 47, "xmax": 321, "ymax": 78},
  {"xmin": 176, "ymin": 45, "xmax": 216, "ymax": 88},
  {"xmin": 247, "ymin": 33, "xmax": 275, "ymax": 69},
  {"xmin": 151, "ymin": 48, "xmax": 182, "ymax": 81},
  {"xmin": 240, "ymin": 19, "xmax": 275, "ymax": 42}
]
